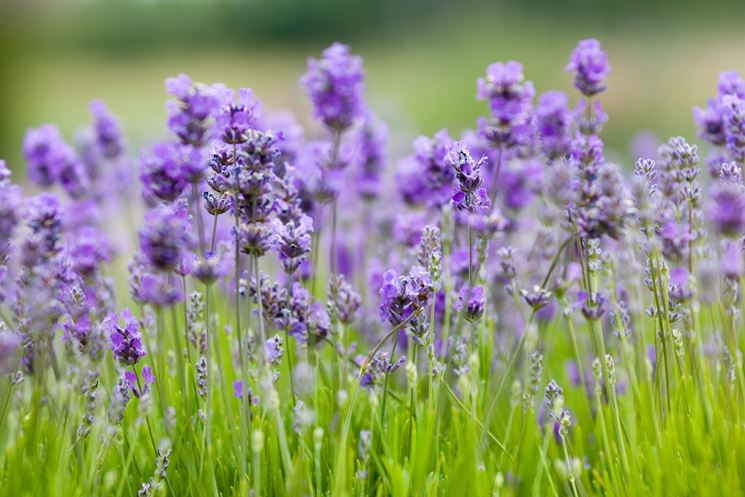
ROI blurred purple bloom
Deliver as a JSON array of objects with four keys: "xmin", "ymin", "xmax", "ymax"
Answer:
[
  {"xmin": 23, "ymin": 124, "xmax": 69, "ymax": 187},
  {"xmin": 707, "ymin": 180, "xmax": 745, "ymax": 237},
  {"xmin": 477, "ymin": 60, "xmax": 535, "ymax": 145},
  {"xmin": 536, "ymin": 91, "xmax": 571, "ymax": 160},
  {"xmin": 139, "ymin": 200, "xmax": 193, "ymax": 271},
  {"xmin": 89, "ymin": 100, "xmax": 125, "ymax": 159},
  {"xmin": 566, "ymin": 39, "xmax": 610, "ymax": 96},
  {"xmin": 301, "ymin": 42, "xmax": 365, "ymax": 132},
  {"xmin": 140, "ymin": 142, "xmax": 196, "ymax": 204}
]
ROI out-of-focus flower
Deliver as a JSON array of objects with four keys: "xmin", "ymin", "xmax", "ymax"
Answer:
[
  {"xmin": 301, "ymin": 42, "xmax": 365, "ymax": 132},
  {"xmin": 565, "ymin": 39, "xmax": 610, "ymax": 97}
]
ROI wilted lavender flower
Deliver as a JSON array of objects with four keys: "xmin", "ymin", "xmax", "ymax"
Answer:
[
  {"xmin": 302, "ymin": 42, "xmax": 365, "ymax": 132},
  {"xmin": 138, "ymin": 200, "xmax": 193, "ymax": 272},
  {"xmin": 566, "ymin": 39, "xmax": 610, "ymax": 97},
  {"xmin": 456, "ymin": 286, "xmax": 486, "ymax": 322},
  {"xmin": 536, "ymin": 91, "xmax": 571, "ymax": 160},
  {"xmin": 271, "ymin": 213, "xmax": 313, "ymax": 274},
  {"xmin": 105, "ymin": 308, "xmax": 146, "ymax": 366},
  {"xmin": 328, "ymin": 274, "xmax": 362, "ymax": 325}
]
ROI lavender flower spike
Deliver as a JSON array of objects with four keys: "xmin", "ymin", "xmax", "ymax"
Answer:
[
  {"xmin": 106, "ymin": 308, "xmax": 146, "ymax": 366},
  {"xmin": 301, "ymin": 42, "xmax": 365, "ymax": 132},
  {"xmin": 566, "ymin": 38, "xmax": 611, "ymax": 97}
]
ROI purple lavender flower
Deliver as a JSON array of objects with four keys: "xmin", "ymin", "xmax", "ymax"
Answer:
[
  {"xmin": 707, "ymin": 179, "xmax": 745, "ymax": 236},
  {"xmin": 446, "ymin": 142, "xmax": 490, "ymax": 213},
  {"xmin": 721, "ymin": 240, "xmax": 744, "ymax": 279},
  {"xmin": 270, "ymin": 213, "xmax": 313, "ymax": 274},
  {"xmin": 301, "ymin": 42, "xmax": 365, "ymax": 131},
  {"xmin": 23, "ymin": 124, "xmax": 68, "ymax": 186},
  {"xmin": 138, "ymin": 200, "xmax": 193, "ymax": 272},
  {"xmin": 722, "ymin": 95, "xmax": 745, "ymax": 164},
  {"xmin": 67, "ymin": 226, "xmax": 112, "ymax": 278},
  {"xmin": 166, "ymin": 74, "xmax": 227, "ymax": 146},
  {"xmin": 328, "ymin": 274, "xmax": 362, "ymax": 324},
  {"xmin": 125, "ymin": 366, "xmax": 155, "ymax": 398},
  {"xmin": 235, "ymin": 222, "xmax": 274, "ymax": 257},
  {"xmin": 216, "ymin": 88, "xmax": 261, "ymax": 145},
  {"xmin": 477, "ymin": 61, "xmax": 535, "ymax": 138},
  {"xmin": 25, "ymin": 193, "xmax": 64, "ymax": 258},
  {"xmin": 379, "ymin": 266, "xmax": 435, "ymax": 327},
  {"xmin": 265, "ymin": 334, "xmax": 284, "ymax": 366},
  {"xmin": 406, "ymin": 129, "xmax": 455, "ymax": 207},
  {"xmin": 89, "ymin": 100, "xmax": 125, "ymax": 159},
  {"xmin": 418, "ymin": 225, "xmax": 443, "ymax": 284},
  {"xmin": 578, "ymin": 291, "xmax": 608, "ymax": 321},
  {"xmin": 574, "ymin": 161, "xmax": 633, "ymax": 240},
  {"xmin": 521, "ymin": 285, "xmax": 552, "ymax": 310},
  {"xmin": 694, "ymin": 99, "xmax": 726, "ymax": 146},
  {"xmin": 536, "ymin": 91, "xmax": 571, "ymax": 160},
  {"xmin": 456, "ymin": 286, "xmax": 486, "ymax": 322},
  {"xmin": 694, "ymin": 72, "xmax": 745, "ymax": 149},
  {"xmin": 0, "ymin": 161, "xmax": 22, "ymax": 259},
  {"xmin": 140, "ymin": 142, "xmax": 194, "ymax": 204},
  {"xmin": 0, "ymin": 332, "xmax": 19, "ymax": 374},
  {"xmin": 192, "ymin": 247, "xmax": 231, "ymax": 285},
  {"xmin": 566, "ymin": 39, "xmax": 611, "ymax": 97},
  {"xmin": 105, "ymin": 308, "xmax": 146, "ymax": 366},
  {"xmin": 358, "ymin": 351, "xmax": 406, "ymax": 387},
  {"xmin": 129, "ymin": 252, "xmax": 184, "ymax": 307},
  {"xmin": 353, "ymin": 112, "xmax": 388, "ymax": 201}
]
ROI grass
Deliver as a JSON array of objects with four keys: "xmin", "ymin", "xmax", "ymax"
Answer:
[{"xmin": 2, "ymin": 213, "xmax": 745, "ymax": 496}]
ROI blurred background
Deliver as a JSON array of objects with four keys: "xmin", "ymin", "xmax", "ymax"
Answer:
[{"xmin": 2, "ymin": 0, "xmax": 745, "ymax": 171}]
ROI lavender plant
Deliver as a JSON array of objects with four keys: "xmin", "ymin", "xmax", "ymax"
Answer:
[{"xmin": 0, "ymin": 38, "xmax": 744, "ymax": 497}]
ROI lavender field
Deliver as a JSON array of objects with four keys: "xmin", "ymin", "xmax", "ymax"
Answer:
[{"xmin": 1, "ymin": 36, "xmax": 745, "ymax": 496}]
